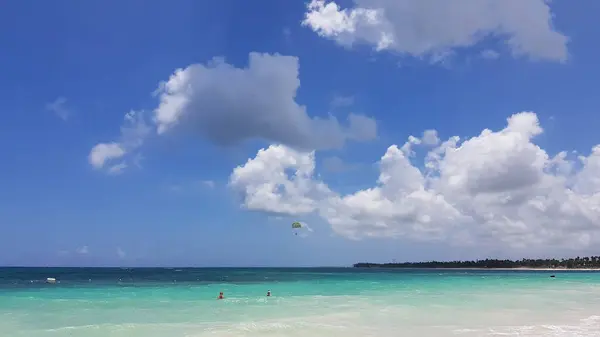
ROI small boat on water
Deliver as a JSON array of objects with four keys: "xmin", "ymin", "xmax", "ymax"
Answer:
[{"xmin": 46, "ymin": 277, "xmax": 57, "ymax": 284}]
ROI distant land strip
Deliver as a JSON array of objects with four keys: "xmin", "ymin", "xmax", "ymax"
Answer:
[{"xmin": 353, "ymin": 256, "xmax": 600, "ymax": 269}]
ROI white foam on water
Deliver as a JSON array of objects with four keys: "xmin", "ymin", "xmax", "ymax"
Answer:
[
  {"xmin": 5, "ymin": 309, "xmax": 600, "ymax": 337},
  {"xmin": 182, "ymin": 312, "xmax": 600, "ymax": 337}
]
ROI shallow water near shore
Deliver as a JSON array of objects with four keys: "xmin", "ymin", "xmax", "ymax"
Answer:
[{"xmin": 1, "ymin": 268, "xmax": 600, "ymax": 336}]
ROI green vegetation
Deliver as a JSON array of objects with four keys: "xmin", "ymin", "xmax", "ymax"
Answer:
[{"xmin": 353, "ymin": 256, "xmax": 600, "ymax": 269}]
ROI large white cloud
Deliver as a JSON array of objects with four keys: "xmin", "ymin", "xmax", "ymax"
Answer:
[
  {"xmin": 153, "ymin": 52, "xmax": 377, "ymax": 150},
  {"xmin": 229, "ymin": 112, "xmax": 600, "ymax": 250},
  {"xmin": 89, "ymin": 53, "xmax": 377, "ymax": 174},
  {"xmin": 302, "ymin": 0, "xmax": 569, "ymax": 63},
  {"xmin": 229, "ymin": 144, "xmax": 333, "ymax": 215}
]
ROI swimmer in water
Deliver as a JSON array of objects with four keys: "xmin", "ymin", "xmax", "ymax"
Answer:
[
  {"xmin": 267, "ymin": 290, "xmax": 271, "ymax": 297},
  {"xmin": 217, "ymin": 292, "xmax": 224, "ymax": 299}
]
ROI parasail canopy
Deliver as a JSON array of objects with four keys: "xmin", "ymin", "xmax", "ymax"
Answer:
[{"xmin": 291, "ymin": 221, "xmax": 313, "ymax": 237}]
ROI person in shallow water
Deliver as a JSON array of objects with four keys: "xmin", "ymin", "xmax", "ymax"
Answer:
[
  {"xmin": 217, "ymin": 292, "xmax": 224, "ymax": 299},
  {"xmin": 267, "ymin": 290, "xmax": 271, "ymax": 297}
]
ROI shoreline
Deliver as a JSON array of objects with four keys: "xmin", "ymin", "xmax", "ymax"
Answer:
[
  {"xmin": 354, "ymin": 267, "xmax": 600, "ymax": 271},
  {"xmin": 440, "ymin": 267, "xmax": 600, "ymax": 271}
]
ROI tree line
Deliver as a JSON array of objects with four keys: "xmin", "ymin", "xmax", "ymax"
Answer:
[{"xmin": 353, "ymin": 256, "xmax": 600, "ymax": 269}]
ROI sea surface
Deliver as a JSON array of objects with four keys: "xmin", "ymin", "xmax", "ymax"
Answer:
[{"xmin": 1, "ymin": 267, "xmax": 600, "ymax": 336}]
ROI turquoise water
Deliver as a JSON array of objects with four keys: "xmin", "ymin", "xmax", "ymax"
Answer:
[{"xmin": 2, "ymin": 268, "xmax": 600, "ymax": 336}]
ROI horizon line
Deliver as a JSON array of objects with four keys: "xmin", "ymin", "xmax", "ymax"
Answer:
[{"xmin": 0, "ymin": 265, "xmax": 352, "ymax": 269}]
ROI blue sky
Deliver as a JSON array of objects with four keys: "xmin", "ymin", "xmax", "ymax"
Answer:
[{"xmin": 2, "ymin": 0, "xmax": 600, "ymax": 267}]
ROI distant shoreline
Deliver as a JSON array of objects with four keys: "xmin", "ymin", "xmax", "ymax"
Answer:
[
  {"xmin": 353, "ymin": 257, "xmax": 600, "ymax": 270},
  {"xmin": 353, "ymin": 266, "xmax": 600, "ymax": 271}
]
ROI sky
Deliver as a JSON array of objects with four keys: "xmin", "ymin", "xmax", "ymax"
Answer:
[{"xmin": 1, "ymin": 0, "xmax": 600, "ymax": 267}]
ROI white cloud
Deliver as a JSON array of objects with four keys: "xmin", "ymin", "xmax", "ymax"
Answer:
[
  {"xmin": 117, "ymin": 247, "xmax": 126, "ymax": 259},
  {"xmin": 46, "ymin": 97, "xmax": 70, "ymax": 121},
  {"xmin": 230, "ymin": 112, "xmax": 600, "ymax": 252},
  {"xmin": 88, "ymin": 110, "xmax": 151, "ymax": 173},
  {"xmin": 90, "ymin": 53, "xmax": 378, "ymax": 175},
  {"xmin": 152, "ymin": 52, "xmax": 377, "ymax": 150},
  {"xmin": 400, "ymin": 135, "xmax": 421, "ymax": 156},
  {"xmin": 400, "ymin": 129, "xmax": 440, "ymax": 157},
  {"xmin": 77, "ymin": 246, "xmax": 89, "ymax": 255},
  {"xmin": 302, "ymin": 0, "xmax": 568, "ymax": 63},
  {"xmin": 229, "ymin": 144, "xmax": 333, "ymax": 215},
  {"xmin": 421, "ymin": 129, "xmax": 440, "ymax": 146},
  {"xmin": 89, "ymin": 143, "xmax": 125, "ymax": 169}
]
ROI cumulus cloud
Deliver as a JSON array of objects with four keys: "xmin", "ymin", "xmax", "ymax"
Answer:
[
  {"xmin": 229, "ymin": 112, "xmax": 600, "ymax": 251},
  {"xmin": 229, "ymin": 144, "xmax": 333, "ymax": 215},
  {"xmin": 88, "ymin": 110, "xmax": 151, "ymax": 174},
  {"xmin": 153, "ymin": 52, "xmax": 377, "ymax": 150},
  {"xmin": 302, "ymin": 0, "xmax": 568, "ymax": 63},
  {"xmin": 421, "ymin": 129, "xmax": 440, "ymax": 146},
  {"xmin": 89, "ymin": 53, "xmax": 378, "ymax": 174}
]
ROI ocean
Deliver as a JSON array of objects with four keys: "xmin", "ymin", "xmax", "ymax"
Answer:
[{"xmin": 1, "ymin": 268, "xmax": 600, "ymax": 336}]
